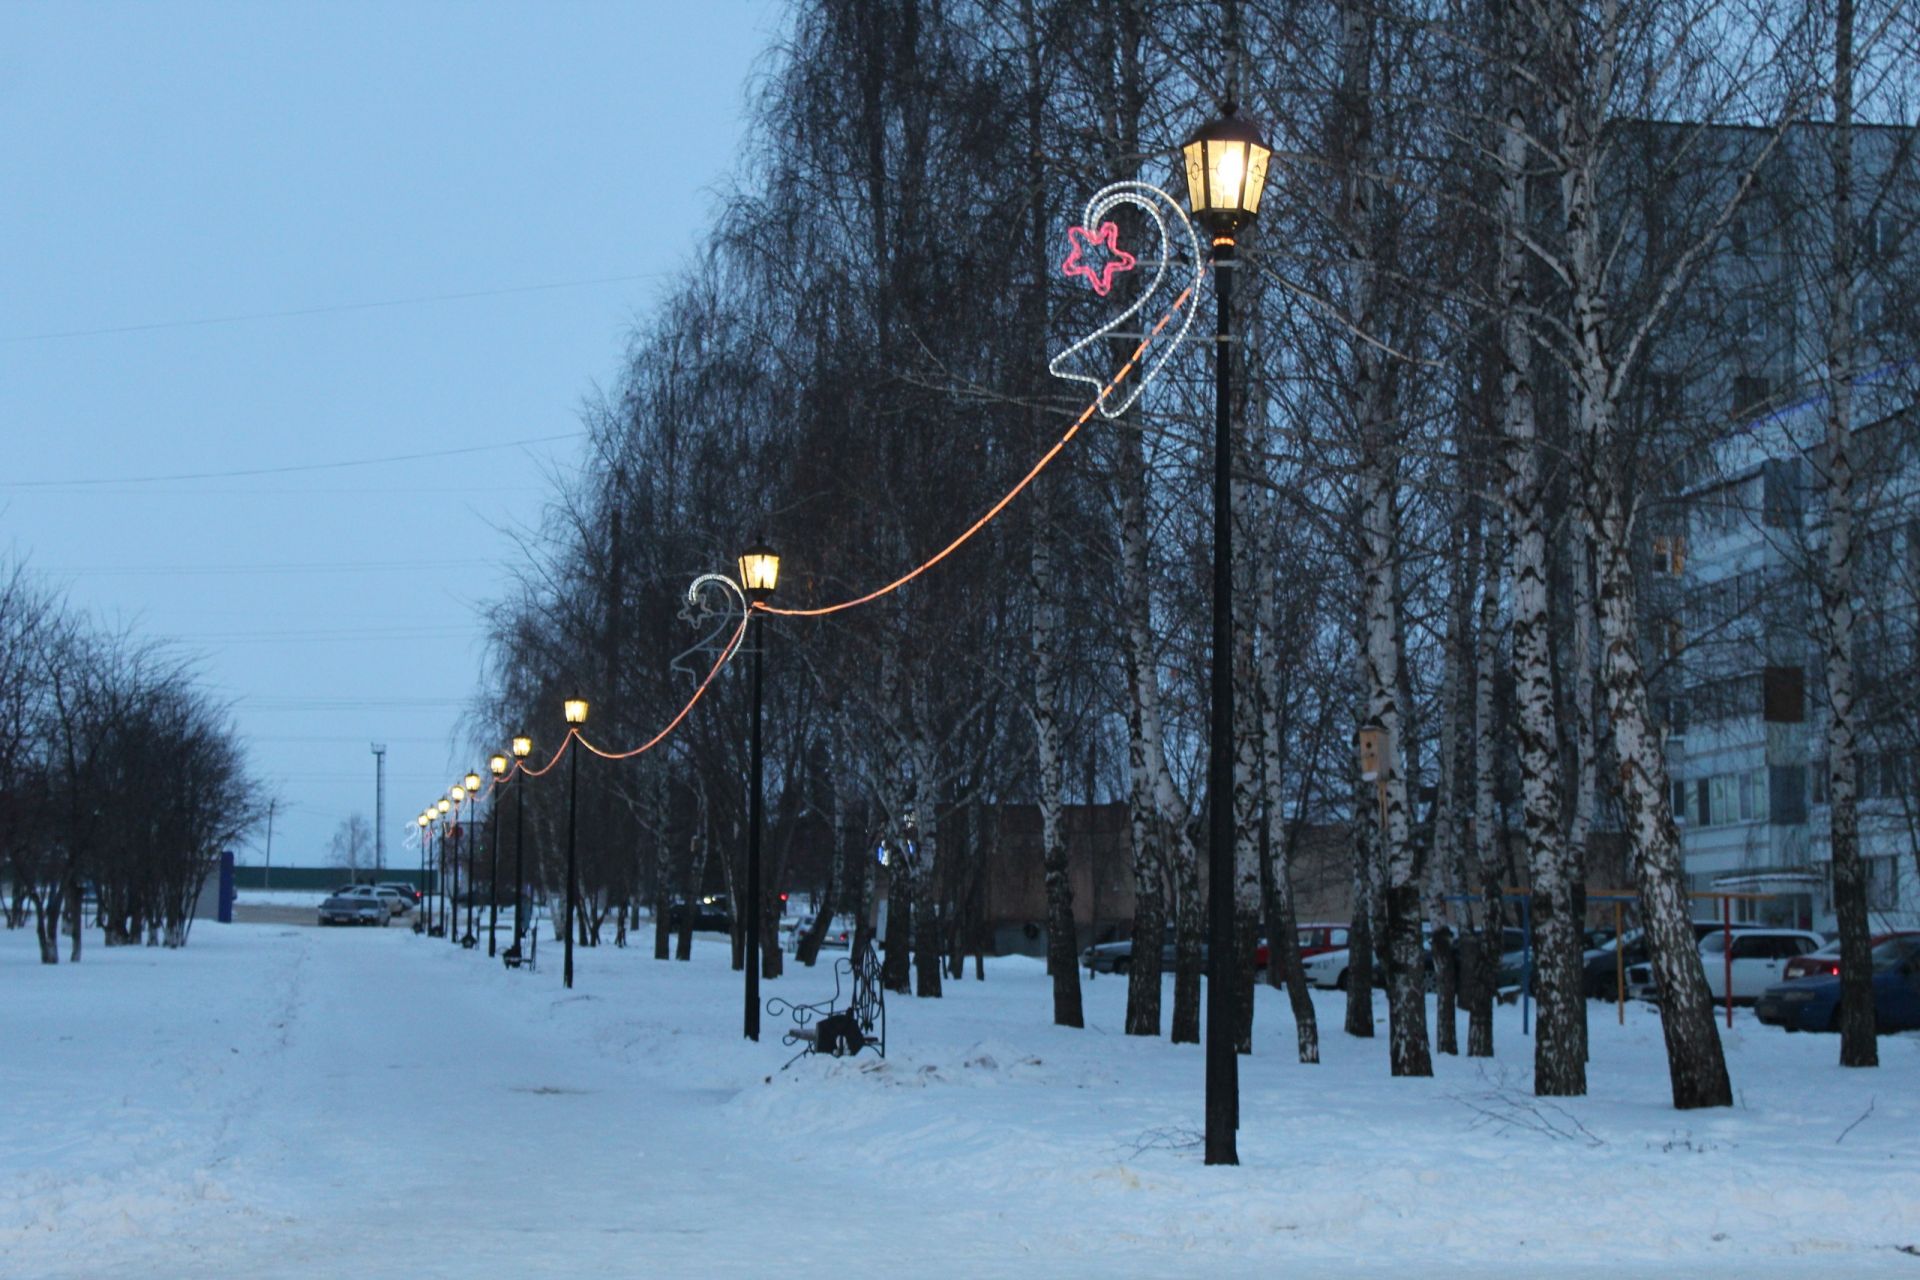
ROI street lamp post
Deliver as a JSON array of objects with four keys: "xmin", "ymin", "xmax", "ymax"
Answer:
[
  {"xmin": 416, "ymin": 812, "xmax": 431, "ymax": 934},
  {"xmin": 510, "ymin": 735, "xmax": 532, "ymax": 962},
  {"xmin": 449, "ymin": 785, "xmax": 467, "ymax": 945},
  {"xmin": 563, "ymin": 698, "xmax": 589, "ymax": 989},
  {"xmin": 463, "ymin": 770, "xmax": 482, "ymax": 946},
  {"xmin": 488, "ymin": 755, "xmax": 508, "ymax": 957},
  {"xmin": 738, "ymin": 541, "xmax": 780, "ymax": 1042},
  {"xmin": 1182, "ymin": 100, "xmax": 1271, "ymax": 1169},
  {"xmin": 435, "ymin": 797, "xmax": 452, "ymax": 935}
]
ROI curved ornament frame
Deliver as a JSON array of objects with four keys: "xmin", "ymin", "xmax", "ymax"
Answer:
[
  {"xmin": 671, "ymin": 572, "xmax": 748, "ymax": 681},
  {"xmin": 1047, "ymin": 181, "xmax": 1205, "ymax": 420}
]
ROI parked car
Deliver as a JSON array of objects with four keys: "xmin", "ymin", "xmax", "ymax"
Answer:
[
  {"xmin": 1082, "ymin": 927, "xmax": 1218, "ymax": 976},
  {"xmin": 668, "ymin": 898, "xmax": 734, "ymax": 933},
  {"xmin": 1755, "ymin": 936, "xmax": 1920, "ymax": 1032},
  {"xmin": 318, "ymin": 892, "xmax": 388, "ymax": 927},
  {"xmin": 1781, "ymin": 931, "xmax": 1920, "ymax": 981},
  {"xmin": 375, "ymin": 881, "xmax": 420, "ymax": 912},
  {"xmin": 1625, "ymin": 928, "xmax": 1825, "ymax": 1003},
  {"xmin": 784, "ymin": 914, "xmax": 854, "ymax": 952},
  {"xmin": 1302, "ymin": 943, "xmax": 1441, "ymax": 991}
]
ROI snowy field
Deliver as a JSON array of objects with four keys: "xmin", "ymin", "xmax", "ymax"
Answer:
[{"xmin": 3, "ymin": 922, "xmax": 1917, "ymax": 1279}]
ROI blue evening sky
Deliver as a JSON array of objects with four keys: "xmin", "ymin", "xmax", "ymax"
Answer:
[{"xmin": 1, "ymin": 1, "xmax": 782, "ymax": 870}]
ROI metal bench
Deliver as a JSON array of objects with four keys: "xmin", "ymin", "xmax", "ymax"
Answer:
[{"xmin": 766, "ymin": 939, "xmax": 886, "ymax": 1070}]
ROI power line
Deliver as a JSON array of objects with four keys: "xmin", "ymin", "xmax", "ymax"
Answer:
[
  {"xmin": 2, "ymin": 432, "xmax": 584, "ymax": 490},
  {"xmin": 3, "ymin": 270, "xmax": 662, "ymax": 344}
]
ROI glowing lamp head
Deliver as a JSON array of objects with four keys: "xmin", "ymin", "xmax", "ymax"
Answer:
[
  {"xmin": 489, "ymin": 754, "xmax": 508, "ymax": 777},
  {"xmin": 463, "ymin": 771, "xmax": 481, "ymax": 792},
  {"xmin": 437, "ymin": 798, "xmax": 451, "ymax": 815},
  {"xmin": 511, "ymin": 735, "xmax": 533, "ymax": 759},
  {"xmin": 738, "ymin": 541, "xmax": 780, "ymax": 601},
  {"xmin": 1181, "ymin": 103, "xmax": 1271, "ymax": 237},
  {"xmin": 563, "ymin": 697, "xmax": 589, "ymax": 726},
  {"xmin": 417, "ymin": 813, "xmax": 430, "ymax": 828},
  {"xmin": 450, "ymin": 785, "xmax": 466, "ymax": 804}
]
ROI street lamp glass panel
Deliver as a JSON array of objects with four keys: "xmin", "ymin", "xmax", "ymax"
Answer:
[
  {"xmin": 738, "ymin": 543, "xmax": 780, "ymax": 598},
  {"xmin": 512, "ymin": 736, "xmax": 533, "ymax": 758},
  {"xmin": 464, "ymin": 771, "xmax": 482, "ymax": 792},
  {"xmin": 1181, "ymin": 108, "xmax": 1271, "ymax": 233},
  {"xmin": 489, "ymin": 754, "xmax": 508, "ymax": 777},
  {"xmin": 564, "ymin": 698, "xmax": 589, "ymax": 725}
]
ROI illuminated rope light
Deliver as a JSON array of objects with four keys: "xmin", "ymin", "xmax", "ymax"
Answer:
[
  {"xmin": 756, "ymin": 268, "xmax": 1204, "ymax": 620},
  {"xmin": 1047, "ymin": 181, "xmax": 1205, "ymax": 421},
  {"xmin": 1061, "ymin": 221, "xmax": 1137, "ymax": 296}
]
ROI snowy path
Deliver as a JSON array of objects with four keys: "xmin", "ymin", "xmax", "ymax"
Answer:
[{"xmin": 5, "ymin": 922, "xmax": 1920, "ymax": 1278}]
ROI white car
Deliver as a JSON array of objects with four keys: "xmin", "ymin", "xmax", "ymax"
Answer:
[
  {"xmin": 1628, "ymin": 928, "xmax": 1826, "ymax": 1003},
  {"xmin": 1302, "ymin": 947, "xmax": 1353, "ymax": 989}
]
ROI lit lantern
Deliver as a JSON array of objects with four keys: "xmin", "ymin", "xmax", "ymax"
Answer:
[
  {"xmin": 737, "ymin": 541, "xmax": 780, "ymax": 601},
  {"xmin": 437, "ymin": 798, "xmax": 451, "ymax": 815},
  {"xmin": 489, "ymin": 754, "xmax": 508, "ymax": 777},
  {"xmin": 463, "ymin": 770, "xmax": 481, "ymax": 792},
  {"xmin": 564, "ymin": 698, "xmax": 589, "ymax": 726},
  {"xmin": 511, "ymin": 736, "xmax": 533, "ymax": 759},
  {"xmin": 1181, "ymin": 104, "xmax": 1272, "ymax": 236},
  {"xmin": 450, "ymin": 785, "xmax": 466, "ymax": 804}
]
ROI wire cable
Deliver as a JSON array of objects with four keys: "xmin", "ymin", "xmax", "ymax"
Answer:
[{"xmin": 755, "ymin": 276, "xmax": 1203, "ymax": 618}]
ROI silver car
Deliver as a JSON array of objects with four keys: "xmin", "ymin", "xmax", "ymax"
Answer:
[{"xmin": 318, "ymin": 893, "xmax": 389, "ymax": 927}]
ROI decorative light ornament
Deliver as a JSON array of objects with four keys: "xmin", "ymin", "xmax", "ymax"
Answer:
[
  {"xmin": 1048, "ymin": 182, "xmax": 1205, "ymax": 419},
  {"xmin": 1061, "ymin": 221, "xmax": 1137, "ymax": 296}
]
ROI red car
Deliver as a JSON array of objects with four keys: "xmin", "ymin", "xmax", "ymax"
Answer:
[
  {"xmin": 1256, "ymin": 923, "xmax": 1352, "ymax": 974},
  {"xmin": 1783, "ymin": 931, "xmax": 1919, "ymax": 981}
]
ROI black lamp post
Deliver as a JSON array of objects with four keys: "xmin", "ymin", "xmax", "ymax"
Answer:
[
  {"xmin": 449, "ymin": 785, "xmax": 469, "ymax": 945},
  {"xmin": 416, "ymin": 812, "xmax": 430, "ymax": 934},
  {"xmin": 1182, "ymin": 100, "xmax": 1272, "ymax": 1169},
  {"xmin": 463, "ymin": 770, "xmax": 482, "ymax": 946},
  {"xmin": 488, "ymin": 754, "xmax": 507, "ymax": 957},
  {"xmin": 510, "ymin": 735, "xmax": 532, "ymax": 963},
  {"xmin": 738, "ymin": 541, "xmax": 780, "ymax": 1042},
  {"xmin": 563, "ymin": 698, "xmax": 588, "ymax": 989},
  {"xmin": 435, "ymin": 797, "xmax": 452, "ymax": 935}
]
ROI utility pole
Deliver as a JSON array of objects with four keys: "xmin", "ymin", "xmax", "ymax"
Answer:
[
  {"xmin": 263, "ymin": 798, "xmax": 277, "ymax": 890},
  {"xmin": 371, "ymin": 743, "xmax": 387, "ymax": 873}
]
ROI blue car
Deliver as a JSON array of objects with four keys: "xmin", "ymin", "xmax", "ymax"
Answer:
[{"xmin": 1755, "ymin": 937, "xmax": 1920, "ymax": 1032}]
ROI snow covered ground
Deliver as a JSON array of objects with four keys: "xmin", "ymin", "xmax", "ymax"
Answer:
[{"xmin": 3, "ymin": 922, "xmax": 1916, "ymax": 1278}]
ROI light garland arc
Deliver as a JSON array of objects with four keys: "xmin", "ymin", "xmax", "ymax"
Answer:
[{"xmin": 1047, "ymin": 181, "xmax": 1205, "ymax": 421}]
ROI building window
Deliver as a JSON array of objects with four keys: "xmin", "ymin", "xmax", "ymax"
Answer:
[
  {"xmin": 1733, "ymin": 374, "xmax": 1773, "ymax": 418},
  {"xmin": 1867, "ymin": 857, "xmax": 1898, "ymax": 910},
  {"xmin": 1652, "ymin": 535, "xmax": 1688, "ymax": 575},
  {"xmin": 1763, "ymin": 666, "xmax": 1804, "ymax": 723}
]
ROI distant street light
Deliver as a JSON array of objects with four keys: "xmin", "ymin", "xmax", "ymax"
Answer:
[
  {"xmin": 507, "ymin": 735, "xmax": 533, "ymax": 966},
  {"xmin": 449, "ymin": 784, "xmax": 467, "ymax": 946},
  {"xmin": 415, "ymin": 812, "xmax": 431, "ymax": 935},
  {"xmin": 435, "ymin": 797, "xmax": 452, "ymax": 935},
  {"xmin": 1181, "ymin": 99, "xmax": 1271, "ymax": 1170},
  {"xmin": 487, "ymin": 754, "xmax": 508, "ymax": 957},
  {"xmin": 463, "ymin": 771, "xmax": 482, "ymax": 946},
  {"xmin": 563, "ymin": 697, "xmax": 589, "ymax": 989},
  {"xmin": 738, "ymin": 540, "xmax": 779, "ymax": 1042}
]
